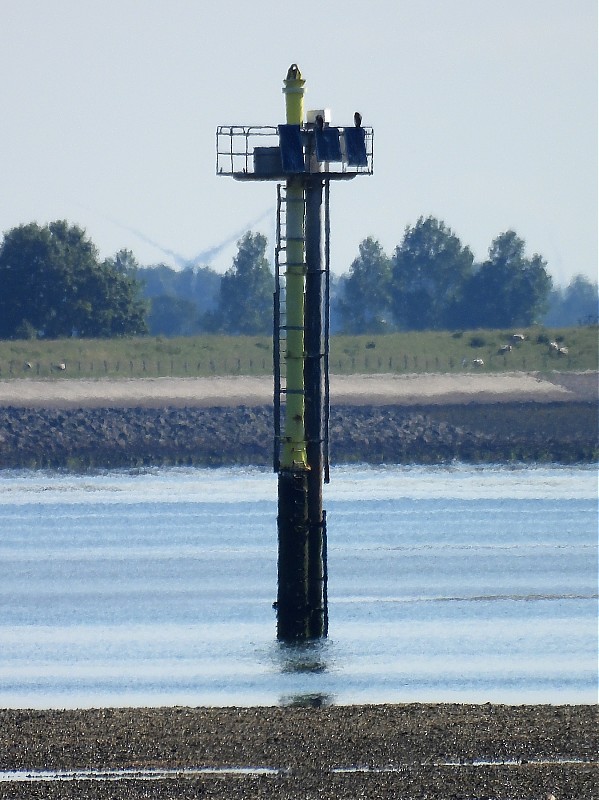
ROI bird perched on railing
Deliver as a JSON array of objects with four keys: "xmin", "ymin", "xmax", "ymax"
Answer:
[{"xmin": 354, "ymin": 111, "xmax": 362, "ymax": 127}]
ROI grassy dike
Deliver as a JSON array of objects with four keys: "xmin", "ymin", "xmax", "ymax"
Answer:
[{"xmin": 0, "ymin": 326, "xmax": 596, "ymax": 379}]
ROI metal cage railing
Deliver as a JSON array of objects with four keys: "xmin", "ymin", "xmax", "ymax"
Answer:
[{"xmin": 216, "ymin": 124, "xmax": 373, "ymax": 181}]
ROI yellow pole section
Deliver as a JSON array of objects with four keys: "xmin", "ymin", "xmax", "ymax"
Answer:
[
  {"xmin": 281, "ymin": 65, "xmax": 308, "ymax": 469},
  {"xmin": 283, "ymin": 63, "xmax": 305, "ymax": 125}
]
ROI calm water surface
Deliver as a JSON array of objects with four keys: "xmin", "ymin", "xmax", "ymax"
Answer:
[{"xmin": 0, "ymin": 464, "xmax": 596, "ymax": 708}]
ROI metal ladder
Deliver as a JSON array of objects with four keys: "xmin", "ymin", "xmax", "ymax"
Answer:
[
  {"xmin": 273, "ymin": 183, "xmax": 297, "ymax": 471},
  {"xmin": 273, "ymin": 182, "xmax": 330, "ymax": 479}
]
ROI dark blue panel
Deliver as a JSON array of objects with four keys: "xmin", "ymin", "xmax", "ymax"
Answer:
[
  {"xmin": 344, "ymin": 127, "xmax": 368, "ymax": 167},
  {"xmin": 278, "ymin": 124, "xmax": 305, "ymax": 173},
  {"xmin": 315, "ymin": 127, "xmax": 342, "ymax": 162}
]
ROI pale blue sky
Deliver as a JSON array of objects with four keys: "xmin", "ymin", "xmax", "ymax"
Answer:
[{"xmin": 1, "ymin": 0, "xmax": 596, "ymax": 285}]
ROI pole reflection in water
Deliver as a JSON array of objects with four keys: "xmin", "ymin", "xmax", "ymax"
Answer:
[{"xmin": 274, "ymin": 640, "xmax": 333, "ymax": 707}]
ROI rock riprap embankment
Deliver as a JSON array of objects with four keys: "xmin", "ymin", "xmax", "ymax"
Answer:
[{"xmin": 0, "ymin": 401, "xmax": 595, "ymax": 468}]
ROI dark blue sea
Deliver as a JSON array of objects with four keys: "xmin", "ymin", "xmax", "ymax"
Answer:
[{"xmin": 0, "ymin": 464, "xmax": 596, "ymax": 708}]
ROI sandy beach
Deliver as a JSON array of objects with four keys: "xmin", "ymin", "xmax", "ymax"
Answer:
[{"xmin": 0, "ymin": 370, "xmax": 595, "ymax": 408}]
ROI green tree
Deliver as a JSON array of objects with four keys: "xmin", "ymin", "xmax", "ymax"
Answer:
[
  {"xmin": 138, "ymin": 263, "xmax": 220, "ymax": 315},
  {"xmin": 148, "ymin": 295, "xmax": 200, "ymax": 336},
  {"xmin": 86, "ymin": 249, "xmax": 149, "ymax": 337},
  {"xmin": 0, "ymin": 222, "xmax": 147, "ymax": 338},
  {"xmin": 390, "ymin": 216, "xmax": 474, "ymax": 330},
  {"xmin": 213, "ymin": 231, "xmax": 273, "ymax": 335},
  {"xmin": 176, "ymin": 266, "xmax": 220, "ymax": 315},
  {"xmin": 138, "ymin": 263, "xmax": 220, "ymax": 335},
  {"xmin": 543, "ymin": 274, "xmax": 599, "ymax": 326},
  {"xmin": 460, "ymin": 231, "xmax": 552, "ymax": 328},
  {"xmin": 338, "ymin": 237, "xmax": 392, "ymax": 333},
  {"xmin": 0, "ymin": 221, "xmax": 96, "ymax": 338}
]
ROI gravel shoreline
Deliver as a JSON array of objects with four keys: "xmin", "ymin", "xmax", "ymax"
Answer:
[{"xmin": 1, "ymin": 704, "xmax": 596, "ymax": 798}]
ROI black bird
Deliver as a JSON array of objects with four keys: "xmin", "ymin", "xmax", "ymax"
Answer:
[
  {"xmin": 354, "ymin": 111, "xmax": 362, "ymax": 128},
  {"xmin": 315, "ymin": 114, "xmax": 324, "ymax": 130}
]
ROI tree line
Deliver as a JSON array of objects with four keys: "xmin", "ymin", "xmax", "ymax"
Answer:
[
  {"xmin": 337, "ymin": 217, "xmax": 596, "ymax": 333},
  {"xmin": 0, "ymin": 218, "xmax": 596, "ymax": 340}
]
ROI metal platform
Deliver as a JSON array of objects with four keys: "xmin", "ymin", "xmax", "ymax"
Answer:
[{"xmin": 216, "ymin": 124, "xmax": 373, "ymax": 181}]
